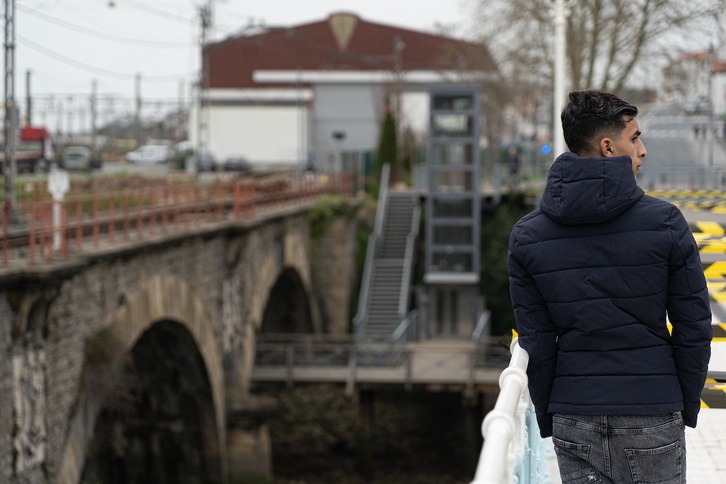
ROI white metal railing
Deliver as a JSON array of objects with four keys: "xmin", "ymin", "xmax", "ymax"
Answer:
[
  {"xmin": 352, "ymin": 163, "xmax": 390, "ymax": 338},
  {"xmin": 471, "ymin": 338, "xmax": 554, "ymax": 484}
]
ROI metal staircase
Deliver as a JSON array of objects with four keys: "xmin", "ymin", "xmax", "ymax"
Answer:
[{"xmin": 354, "ymin": 164, "xmax": 421, "ymax": 342}]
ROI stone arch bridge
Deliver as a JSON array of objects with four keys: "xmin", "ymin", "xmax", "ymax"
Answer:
[{"xmin": 0, "ymin": 201, "xmax": 359, "ymax": 484}]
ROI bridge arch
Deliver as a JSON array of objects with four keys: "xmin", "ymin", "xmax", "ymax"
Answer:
[
  {"xmin": 260, "ymin": 267, "xmax": 314, "ymax": 334},
  {"xmin": 231, "ymin": 227, "xmax": 319, "ymax": 408},
  {"xmin": 57, "ymin": 274, "xmax": 226, "ymax": 484},
  {"xmin": 242, "ymin": 228, "xmax": 319, "ymax": 335},
  {"xmin": 81, "ymin": 319, "xmax": 221, "ymax": 483}
]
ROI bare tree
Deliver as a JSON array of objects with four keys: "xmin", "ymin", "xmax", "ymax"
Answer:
[{"xmin": 473, "ymin": 0, "xmax": 725, "ymax": 93}]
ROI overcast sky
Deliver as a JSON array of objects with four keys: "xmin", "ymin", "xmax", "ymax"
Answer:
[{"xmin": 12, "ymin": 0, "xmax": 472, "ymax": 127}]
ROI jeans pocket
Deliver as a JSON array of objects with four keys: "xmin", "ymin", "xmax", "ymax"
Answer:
[
  {"xmin": 552, "ymin": 437, "xmax": 599, "ymax": 483},
  {"xmin": 625, "ymin": 439, "xmax": 684, "ymax": 484}
]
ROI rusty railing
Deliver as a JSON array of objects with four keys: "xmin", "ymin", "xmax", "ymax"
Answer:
[{"xmin": 1, "ymin": 172, "xmax": 353, "ymax": 267}]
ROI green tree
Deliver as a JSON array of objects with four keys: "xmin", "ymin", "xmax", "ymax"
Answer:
[
  {"xmin": 480, "ymin": 193, "xmax": 533, "ymax": 336},
  {"xmin": 376, "ymin": 109, "xmax": 401, "ymax": 184}
]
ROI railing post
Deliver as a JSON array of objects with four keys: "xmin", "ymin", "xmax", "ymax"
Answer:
[
  {"xmin": 150, "ymin": 190, "xmax": 157, "ymax": 235},
  {"xmin": 61, "ymin": 201, "xmax": 69, "ymax": 258},
  {"xmin": 233, "ymin": 182, "xmax": 240, "ymax": 219},
  {"xmin": 108, "ymin": 198, "xmax": 115, "ymax": 243},
  {"xmin": 405, "ymin": 347, "xmax": 413, "ymax": 391},
  {"xmin": 345, "ymin": 348, "xmax": 357, "ymax": 398},
  {"xmin": 2, "ymin": 201, "xmax": 7, "ymax": 265},
  {"xmin": 75, "ymin": 202, "xmax": 82, "ymax": 253},
  {"xmin": 92, "ymin": 197, "xmax": 99, "ymax": 247},
  {"xmin": 29, "ymin": 204, "xmax": 36, "ymax": 265},
  {"xmin": 467, "ymin": 345, "xmax": 476, "ymax": 398},
  {"xmin": 122, "ymin": 193, "xmax": 129, "ymax": 240},
  {"xmin": 162, "ymin": 187, "xmax": 169, "ymax": 233},
  {"xmin": 285, "ymin": 344, "xmax": 294, "ymax": 388}
]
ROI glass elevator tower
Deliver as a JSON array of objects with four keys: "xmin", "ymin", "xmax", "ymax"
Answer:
[{"xmin": 424, "ymin": 85, "xmax": 481, "ymax": 338}]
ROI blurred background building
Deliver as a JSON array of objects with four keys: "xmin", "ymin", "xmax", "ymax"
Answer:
[{"xmin": 191, "ymin": 12, "xmax": 499, "ymax": 170}]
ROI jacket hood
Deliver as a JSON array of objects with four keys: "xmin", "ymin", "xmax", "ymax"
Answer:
[{"xmin": 540, "ymin": 152, "xmax": 644, "ymax": 225}]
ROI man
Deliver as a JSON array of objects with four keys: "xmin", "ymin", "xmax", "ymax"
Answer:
[{"xmin": 508, "ymin": 90, "xmax": 712, "ymax": 483}]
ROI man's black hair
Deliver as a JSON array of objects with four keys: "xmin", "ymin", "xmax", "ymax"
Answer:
[{"xmin": 561, "ymin": 90, "xmax": 638, "ymax": 155}]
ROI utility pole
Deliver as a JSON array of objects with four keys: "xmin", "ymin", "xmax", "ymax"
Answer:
[
  {"xmin": 178, "ymin": 78, "xmax": 185, "ymax": 140},
  {"xmin": 135, "ymin": 73, "xmax": 142, "ymax": 146},
  {"xmin": 3, "ymin": 0, "xmax": 17, "ymax": 220},
  {"xmin": 91, "ymin": 79, "xmax": 97, "ymax": 150},
  {"xmin": 708, "ymin": 44, "xmax": 715, "ymax": 169},
  {"xmin": 549, "ymin": 0, "xmax": 572, "ymax": 160},
  {"xmin": 56, "ymin": 98, "xmax": 63, "ymax": 143},
  {"xmin": 393, "ymin": 35, "xmax": 405, "ymax": 128},
  {"xmin": 66, "ymin": 96, "xmax": 73, "ymax": 143},
  {"xmin": 25, "ymin": 69, "xmax": 31, "ymax": 126},
  {"xmin": 195, "ymin": 0, "xmax": 213, "ymax": 172}
]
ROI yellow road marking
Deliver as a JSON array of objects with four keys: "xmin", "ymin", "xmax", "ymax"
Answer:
[
  {"xmin": 704, "ymin": 261, "xmax": 726, "ymax": 279},
  {"xmin": 695, "ymin": 221, "xmax": 726, "ymax": 235}
]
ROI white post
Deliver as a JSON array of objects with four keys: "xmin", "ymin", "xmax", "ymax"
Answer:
[
  {"xmin": 47, "ymin": 168, "xmax": 69, "ymax": 251},
  {"xmin": 551, "ymin": 0, "xmax": 571, "ymax": 160},
  {"xmin": 357, "ymin": 155, "xmax": 364, "ymax": 195}
]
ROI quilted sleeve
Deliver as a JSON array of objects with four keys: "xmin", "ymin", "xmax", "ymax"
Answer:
[
  {"xmin": 667, "ymin": 207, "xmax": 712, "ymax": 428},
  {"xmin": 508, "ymin": 230, "xmax": 558, "ymax": 438}
]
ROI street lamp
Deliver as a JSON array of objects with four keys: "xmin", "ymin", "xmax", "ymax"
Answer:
[
  {"xmin": 331, "ymin": 130, "xmax": 346, "ymax": 172},
  {"xmin": 548, "ymin": 0, "xmax": 573, "ymax": 160}
]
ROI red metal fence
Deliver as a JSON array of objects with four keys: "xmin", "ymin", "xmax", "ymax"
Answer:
[{"xmin": 1, "ymin": 172, "xmax": 353, "ymax": 267}]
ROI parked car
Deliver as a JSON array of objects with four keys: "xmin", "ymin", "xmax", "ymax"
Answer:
[
  {"xmin": 173, "ymin": 140, "xmax": 192, "ymax": 153},
  {"xmin": 59, "ymin": 145, "xmax": 102, "ymax": 171},
  {"xmin": 222, "ymin": 156, "xmax": 251, "ymax": 173},
  {"xmin": 126, "ymin": 145, "xmax": 172, "ymax": 165},
  {"xmin": 186, "ymin": 150, "xmax": 217, "ymax": 172}
]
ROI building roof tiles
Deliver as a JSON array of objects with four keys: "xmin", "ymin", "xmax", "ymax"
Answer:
[{"xmin": 205, "ymin": 12, "xmax": 497, "ymax": 89}]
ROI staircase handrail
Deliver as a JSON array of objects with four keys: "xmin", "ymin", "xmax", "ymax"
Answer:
[
  {"xmin": 391, "ymin": 309, "xmax": 420, "ymax": 362},
  {"xmin": 471, "ymin": 310, "xmax": 492, "ymax": 344},
  {"xmin": 392, "ymin": 308, "xmax": 421, "ymax": 344},
  {"xmin": 373, "ymin": 164, "xmax": 391, "ymax": 236},
  {"xmin": 353, "ymin": 163, "xmax": 391, "ymax": 337},
  {"xmin": 397, "ymin": 201, "xmax": 420, "ymax": 321},
  {"xmin": 392, "ymin": 315, "xmax": 412, "ymax": 343}
]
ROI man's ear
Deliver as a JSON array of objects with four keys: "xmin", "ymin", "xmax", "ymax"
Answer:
[{"xmin": 599, "ymin": 138, "xmax": 614, "ymax": 157}]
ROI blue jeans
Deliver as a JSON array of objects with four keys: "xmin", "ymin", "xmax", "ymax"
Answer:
[{"xmin": 552, "ymin": 413, "xmax": 686, "ymax": 484}]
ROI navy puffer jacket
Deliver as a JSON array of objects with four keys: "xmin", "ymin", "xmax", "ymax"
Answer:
[{"xmin": 508, "ymin": 152, "xmax": 712, "ymax": 438}]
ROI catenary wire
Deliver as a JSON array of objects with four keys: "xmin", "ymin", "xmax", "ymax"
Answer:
[{"xmin": 17, "ymin": 4, "xmax": 192, "ymax": 48}]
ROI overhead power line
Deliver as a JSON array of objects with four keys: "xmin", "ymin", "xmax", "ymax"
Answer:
[
  {"xmin": 18, "ymin": 34, "xmax": 194, "ymax": 81},
  {"xmin": 18, "ymin": 4, "xmax": 192, "ymax": 47},
  {"xmin": 122, "ymin": 0, "xmax": 193, "ymax": 24}
]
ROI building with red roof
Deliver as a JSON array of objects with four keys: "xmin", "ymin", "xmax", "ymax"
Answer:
[
  {"xmin": 190, "ymin": 12, "xmax": 498, "ymax": 169},
  {"xmin": 661, "ymin": 50, "xmax": 726, "ymax": 116}
]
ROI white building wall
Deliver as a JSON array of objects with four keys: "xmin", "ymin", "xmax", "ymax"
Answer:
[
  {"xmin": 400, "ymin": 91, "xmax": 430, "ymax": 136},
  {"xmin": 312, "ymin": 84, "xmax": 384, "ymax": 171},
  {"xmin": 310, "ymin": 85, "xmax": 432, "ymax": 170},
  {"xmin": 190, "ymin": 104, "xmax": 307, "ymax": 168},
  {"xmin": 191, "ymin": 74, "xmax": 472, "ymax": 171},
  {"xmin": 684, "ymin": 58, "xmax": 710, "ymax": 103},
  {"xmin": 713, "ymin": 73, "xmax": 726, "ymax": 117}
]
